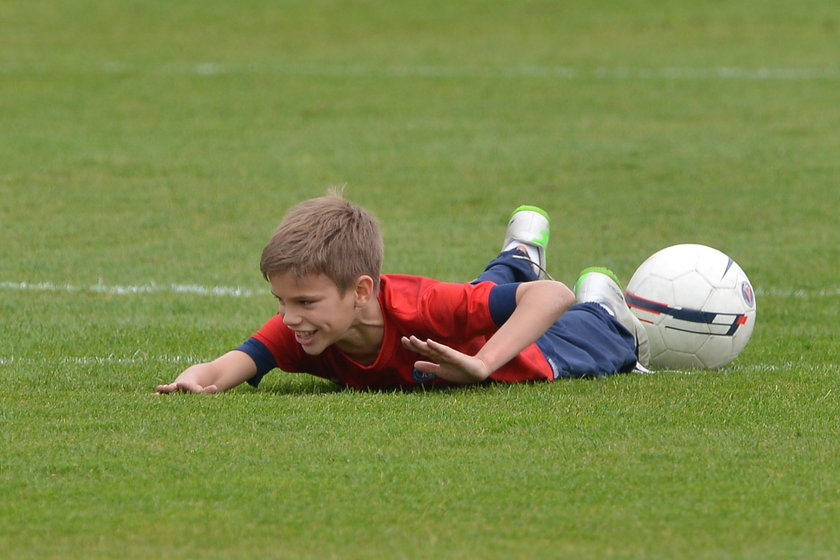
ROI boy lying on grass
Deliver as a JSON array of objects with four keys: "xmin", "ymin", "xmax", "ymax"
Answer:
[{"xmin": 157, "ymin": 193, "xmax": 648, "ymax": 393}]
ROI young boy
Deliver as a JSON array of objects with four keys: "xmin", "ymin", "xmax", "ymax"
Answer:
[{"xmin": 156, "ymin": 194, "xmax": 649, "ymax": 394}]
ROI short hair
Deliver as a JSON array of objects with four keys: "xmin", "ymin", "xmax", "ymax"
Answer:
[{"xmin": 260, "ymin": 191, "xmax": 384, "ymax": 294}]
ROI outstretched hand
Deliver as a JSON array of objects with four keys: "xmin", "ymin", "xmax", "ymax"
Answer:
[
  {"xmin": 155, "ymin": 381, "xmax": 219, "ymax": 394},
  {"xmin": 155, "ymin": 364, "xmax": 220, "ymax": 394},
  {"xmin": 401, "ymin": 336, "xmax": 492, "ymax": 384},
  {"xmin": 154, "ymin": 352, "xmax": 258, "ymax": 395}
]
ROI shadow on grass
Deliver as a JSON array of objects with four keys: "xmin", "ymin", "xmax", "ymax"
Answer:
[
  {"xmin": 254, "ymin": 374, "xmax": 523, "ymax": 396},
  {"xmin": 255, "ymin": 376, "xmax": 346, "ymax": 396}
]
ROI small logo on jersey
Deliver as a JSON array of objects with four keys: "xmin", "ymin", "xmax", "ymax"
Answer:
[
  {"xmin": 741, "ymin": 281, "xmax": 755, "ymax": 308},
  {"xmin": 412, "ymin": 369, "xmax": 438, "ymax": 383}
]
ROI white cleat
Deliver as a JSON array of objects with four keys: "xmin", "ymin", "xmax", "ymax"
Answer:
[
  {"xmin": 502, "ymin": 205, "xmax": 551, "ymax": 278},
  {"xmin": 575, "ymin": 267, "xmax": 650, "ymax": 369}
]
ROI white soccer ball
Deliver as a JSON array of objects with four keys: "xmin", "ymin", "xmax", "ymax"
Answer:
[{"xmin": 625, "ymin": 244, "xmax": 757, "ymax": 369}]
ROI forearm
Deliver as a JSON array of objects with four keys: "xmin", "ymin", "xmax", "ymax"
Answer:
[
  {"xmin": 175, "ymin": 363, "xmax": 231, "ymax": 390},
  {"xmin": 202, "ymin": 351, "xmax": 258, "ymax": 390},
  {"xmin": 159, "ymin": 351, "xmax": 257, "ymax": 393},
  {"xmin": 475, "ymin": 281, "xmax": 574, "ymax": 377}
]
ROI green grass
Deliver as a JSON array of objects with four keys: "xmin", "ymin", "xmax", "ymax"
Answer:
[{"xmin": 1, "ymin": 1, "xmax": 838, "ymax": 558}]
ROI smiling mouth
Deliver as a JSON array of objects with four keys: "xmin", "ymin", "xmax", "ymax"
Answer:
[{"xmin": 295, "ymin": 330, "xmax": 317, "ymax": 344}]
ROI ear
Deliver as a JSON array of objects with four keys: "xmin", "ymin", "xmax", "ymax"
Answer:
[{"xmin": 353, "ymin": 275, "xmax": 376, "ymax": 308}]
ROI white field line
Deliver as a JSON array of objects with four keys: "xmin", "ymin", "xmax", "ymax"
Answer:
[
  {"xmin": 0, "ymin": 62, "xmax": 836, "ymax": 80},
  {"xmin": 660, "ymin": 362, "xmax": 837, "ymax": 373},
  {"xmin": 1, "ymin": 280, "xmax": 837, "ymax": 299},
  {"xmin": 0, "ymin": 280, "xmax": 265, "ymax": 298},
  {"xmin": 0, "ymin": 354, "xmax": 204, "ymax": 366},
  {"xmin": 754, "ymin": 287, "xmax": 840, "ymax": 298}
]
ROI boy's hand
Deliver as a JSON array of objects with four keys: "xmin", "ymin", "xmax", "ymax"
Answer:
[
  {"xmin": 401, "ymin": 336, "xmax": 492, "ymax": 384},
  {"xmin": 155, "ymin": 381, "xmax": 219, "ymax": 394},
  {"xmin": 155, "ymin": 365, "xmax": 219, "ymax": 394},
  {"xmin": 154, "ymin": 351, "xmax": 258, "ymax": 394}
]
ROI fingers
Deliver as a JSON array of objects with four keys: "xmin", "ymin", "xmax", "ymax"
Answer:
[
  {"xmin": 402, "ymin": 336, "xmax": 433, "ymax": 360},
  {"xmin": 401, "ymin": 335, "xmax": 422, "ymax": 354},
  {"xmin": 401, "ymin": 335, "xmax": 490, "ymax": 384},
  {"xmin": 155, "ymin": 383, "xmax": 178, "ymax": 394},
  {"xmin": 402, "ymin": 336, "xmax": 466, "ymax": 370},
  {"xmin": 401, "ymin": 335, "xmax": 448, "ymax": 358},
  {"xmin": 155, "ymin": 382, "xmax": 219, "ymax": 394}
]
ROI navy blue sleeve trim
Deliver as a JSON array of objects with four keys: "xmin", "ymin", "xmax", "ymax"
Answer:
[
  {"xmin": 236, "ymin": 337, "xmax": 277, "ymax": 387},
  {"xmin": 488, "ymin": 283, "xmax": 520, "ymax": 326}
]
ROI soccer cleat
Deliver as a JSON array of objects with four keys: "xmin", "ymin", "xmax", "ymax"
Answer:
[
  {"xmin": 575, "ymin": 267, "xmax": 651, "ymax": 369},
  {"xmin": 502, "ymin": 205, "xmax": 551, "ymax": 278}
]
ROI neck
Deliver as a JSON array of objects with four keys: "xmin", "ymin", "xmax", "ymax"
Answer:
[{"xmin": 335, "ymin": 297, "xmax": 384, "ymax": 365}]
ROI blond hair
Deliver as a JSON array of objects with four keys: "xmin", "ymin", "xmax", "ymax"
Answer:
[{"xmin": 260, "ymin": 192, "xmax": 384, "ymax": 294}]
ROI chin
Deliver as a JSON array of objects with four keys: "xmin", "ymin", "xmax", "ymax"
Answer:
[{"xmin": 300, "ymin": 343, "xmax": 327, "ymax": 356}]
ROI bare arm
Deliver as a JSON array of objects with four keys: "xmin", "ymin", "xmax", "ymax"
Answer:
[
  {"xmin": 156, "ymin": 350, "xmax": 258, "ymax": 394},
  {"xmin": 401, "ymin": 280, "xmax": 575, "ymax": 384}
]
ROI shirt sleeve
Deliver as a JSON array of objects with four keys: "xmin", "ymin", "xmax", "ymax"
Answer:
[
  {"xmin": 236, "ymin": 337, "xmax": 277, "ymax": 387},
  {"xmin": 487, "ymin": 283, "xmax": 520, "ymax": 326}
]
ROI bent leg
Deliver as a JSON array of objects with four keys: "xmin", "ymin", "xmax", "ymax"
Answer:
[
  {"xmin": 474, "ymin": 249, "xmax": 540, "ymax": 285},
  {"xmin": 536, "ymin": 302, "xmax": 638, "ymax": 378}
]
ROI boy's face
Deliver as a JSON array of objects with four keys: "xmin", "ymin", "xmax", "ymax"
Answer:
[{"xmin": 269, "ymin": 271, "xmax": 360, "ymax": 356}]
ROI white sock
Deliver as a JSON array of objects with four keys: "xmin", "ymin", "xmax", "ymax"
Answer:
[
  {"xmin": 503, "ymin": 242, "xmax": 540, "ymax": 266},
  {"xmin": 596, "ymin": 303, "xmax": 615, "ymax": 317}
]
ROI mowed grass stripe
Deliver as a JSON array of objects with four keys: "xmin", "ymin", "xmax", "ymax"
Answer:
[{"xmin": 2, "ymin": 61, "xmax": 838, "ymax": 80}]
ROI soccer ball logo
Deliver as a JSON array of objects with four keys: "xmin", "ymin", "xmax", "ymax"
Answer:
[{"xmin": 625, "ymin": 244, "xmax": 757, "ymax": 369}]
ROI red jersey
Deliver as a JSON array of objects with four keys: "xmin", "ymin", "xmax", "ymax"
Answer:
[{"xmin": 241, "ymin": 274, "xmax": 553, "ymax": 389}]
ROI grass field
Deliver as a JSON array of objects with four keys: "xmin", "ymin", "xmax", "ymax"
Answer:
[{"xmin": 1, "ymin": 1, "xmax": 838, "ymax": 558}]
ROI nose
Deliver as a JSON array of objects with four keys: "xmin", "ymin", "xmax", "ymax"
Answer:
[{"xmin": 281, "ymin": 308, "xmax": 301, "ymax": 327}]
